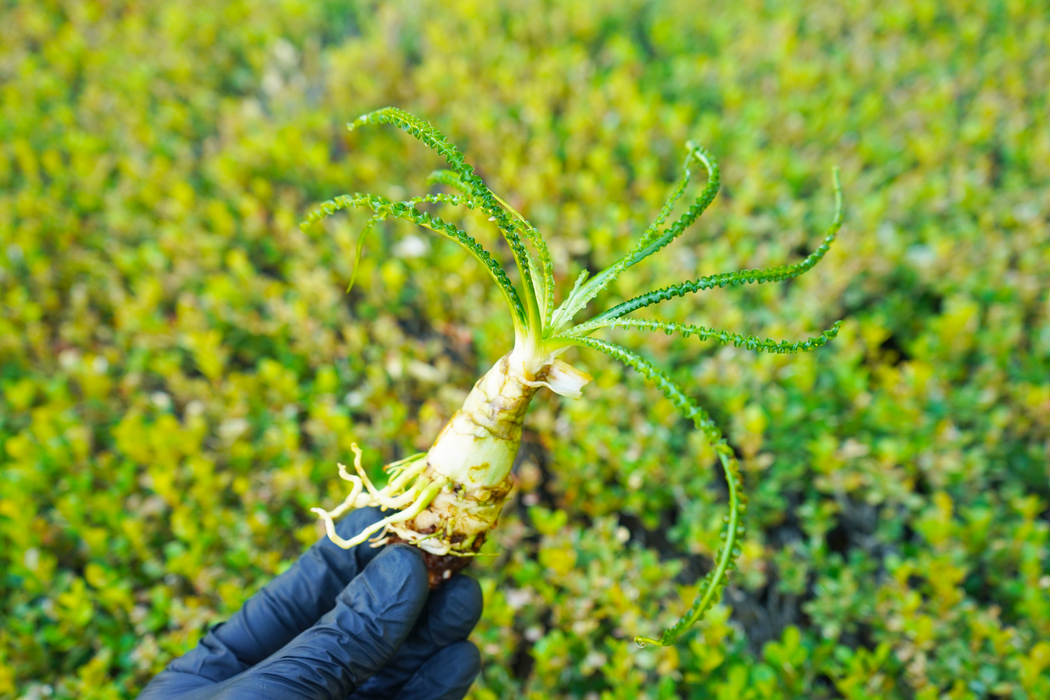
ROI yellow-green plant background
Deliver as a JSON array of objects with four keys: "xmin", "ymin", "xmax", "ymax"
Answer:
[{"xmin": 2, "ymin": 1, "xmax": 1048, "ymax": 698}]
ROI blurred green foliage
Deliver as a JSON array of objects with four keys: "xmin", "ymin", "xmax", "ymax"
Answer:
[{"xmin": 1, "ymin": 0, "xmax": 1048, "ymax": 698}]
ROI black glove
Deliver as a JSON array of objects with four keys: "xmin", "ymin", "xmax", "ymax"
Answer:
[{"xmin": 139, "ymin": 507, "xmax": 483, "ymax": 700}]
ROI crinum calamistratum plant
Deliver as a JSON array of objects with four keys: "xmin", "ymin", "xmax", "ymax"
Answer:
[{"xmin": 302, "ymin": 107, "xmax": 843, "ymax": 647}]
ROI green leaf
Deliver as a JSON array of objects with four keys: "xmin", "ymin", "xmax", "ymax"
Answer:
[
  {"xmin": 570, "ymin": 336, "xmax": 746, "ymax": 647},
  {"xmin": 301, "ymin": 191, "xmax": 527, "ymax": 331},
  {"xmin": 551, "ymin": 143, "xmax": 719, "ymax": 332},
  {"xmin": 352, "ymin": 108, "xmax": 552, "ymax": 334},
  {"xmin": 593, "ymin": 167, "xmax": 844, "ymax": 323},
  {"xmin": 561, "ymin": 318, "xmax": 844, "ymax": 355}
]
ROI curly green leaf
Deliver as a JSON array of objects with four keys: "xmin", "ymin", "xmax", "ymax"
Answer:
[
  {"xmin": 552, "ymin": 144, "xmax": 719, "ymax": 331},
  {"xmin": 561, "ymin": 318, "xmax": 844, "ymax": 355},
  {"xmin": 425, "ymin": 169, "xmax": 554, "ymax": 322},
  {"xmin": 352, "ymin": 107, "xmax": 551, "ymax": 333},
  {"xmin": 569, "ymin": 337, "xmax": 745, "ymax": 647},
  {"xmin": 301, "ymin": 192, "xmax": 527, "ymax": 330},
  {"xmin": 425, "ymin": 169, "xmax": 471, "ymax": 195},
  {"xmin": 594, "ymin": 167, "xmax": 844, "ymax": 323}
]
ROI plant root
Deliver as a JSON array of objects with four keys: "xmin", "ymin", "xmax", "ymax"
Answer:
[
  {"xmin": 311, "ymin": 444, "xmax": 441, "ymax": 549},
  {"xmin": 312, "ymin": 443, "xmax": 506, "ymax": 586}
]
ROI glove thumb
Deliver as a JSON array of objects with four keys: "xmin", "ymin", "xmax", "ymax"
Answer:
[{"xmin": 221, "ymin": 545, "xmax": 429, "ymax": 699}]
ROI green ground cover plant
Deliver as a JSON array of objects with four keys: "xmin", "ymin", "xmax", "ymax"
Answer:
[{"xmin": 1, "ymin": 0, "xmax": 1048, "ymax": 698}]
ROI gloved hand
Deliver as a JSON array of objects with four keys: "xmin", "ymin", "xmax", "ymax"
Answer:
[{"xmin": 138, "ymin": 507, "xmax": 483, "ymax": 700}]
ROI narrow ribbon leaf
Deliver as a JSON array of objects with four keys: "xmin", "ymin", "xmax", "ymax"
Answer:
[
  {"xmin": 562, "ymin": 318, "xmax": 844, "ymax": 355},
  {"xmin": 555, "ymin": 143, "xmax": 720, "ymax": 330},
  {"xmin": 301, "ymin": 192, "xmax": 527, "ymax": 330},
  {"xmin": 592, "ymin": 167, "xmax": 844, "ymax": 323},
  {"xmin": 351, "ymin": 107, "xmax": 551, "ymax": 334},
  {"xmin": 569, "ymin": 337, "xmax": 745, "ymax": 647}
]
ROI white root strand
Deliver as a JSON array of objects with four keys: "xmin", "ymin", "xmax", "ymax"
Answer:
[{"xmin": 313, "ymin": 480, "xmax": 443, "ymax": 549}]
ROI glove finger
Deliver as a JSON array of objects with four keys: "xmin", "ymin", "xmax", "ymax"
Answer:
[
  {"xmin": 232, "ymin": 545, "xmax": 430, "ymax": 698},
  {"xmin": 391, "ymin": 640, "xmax": 481, "ymax": 700},
  {"xmin": 351, "ymin": 574, "xmax": 483, "ymax": 699},
  {"xmin": 164, "ymin": 507, "xmax": 387, "ymax": 683},
  {"xmin": 135, "ymin": 662, "xmax": 213, "ymax": 699}
]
